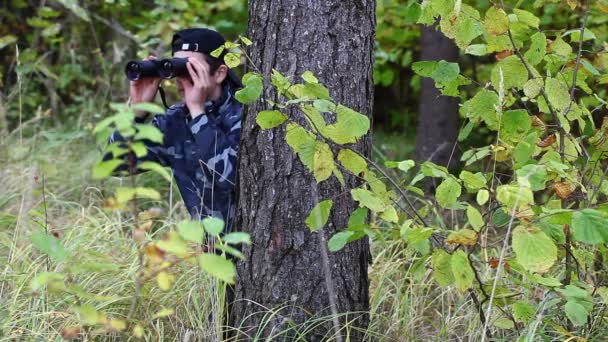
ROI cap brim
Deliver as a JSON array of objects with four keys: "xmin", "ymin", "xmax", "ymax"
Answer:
[{"xmin": 226, "ymin": 69, "xmax": 243, "ymax": 89}]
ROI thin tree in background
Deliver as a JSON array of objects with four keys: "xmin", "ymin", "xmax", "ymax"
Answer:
[{"xmin": 415, "ymin": 25, "xmax": 460, "ymax": 169}]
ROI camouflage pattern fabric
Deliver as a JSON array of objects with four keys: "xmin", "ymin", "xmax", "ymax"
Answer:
[{"xmin": 108, "ymin": 83, "xmax": 242, "ymax": 233}]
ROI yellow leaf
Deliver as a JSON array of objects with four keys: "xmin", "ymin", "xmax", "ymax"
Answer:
[
  {"xmin": 107, "ymin": 318, "xmax": 127, "ymax": 332},
  {"xmin": 144, "ymin": 244, "xmax": 165, "ymax": 264},
  {"xmin": 133, "ymin": 324, "xmax": 144, "ymax": 338},
  {"xmin": 152, "ymin": 308, "xmax": 174, "ymax": 319},
  {"xmin": 447, "ymin": 229, "xmax": 478, "ymax": 246},
  {"xmin": 156, "ymin": 271, "xmax": 174, "ymax": 291}
]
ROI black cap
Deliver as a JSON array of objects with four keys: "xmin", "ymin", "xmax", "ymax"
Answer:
[{"xmin": 171, "ymin": 28, "xmax": 242, "ymax": 88}]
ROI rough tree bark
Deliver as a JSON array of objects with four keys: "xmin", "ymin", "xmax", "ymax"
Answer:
[
  {"xmin": 414, "ymin": 25, "xmax": 460, "ymax": 169},
  {"xmin": 230, "ymin": 0, "xmax": 375, "ymax": 340}
]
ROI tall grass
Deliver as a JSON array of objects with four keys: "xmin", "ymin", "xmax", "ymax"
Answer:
[{"xmin": 0, "ymin": 128, "xmax": 505, "ymax": 341}]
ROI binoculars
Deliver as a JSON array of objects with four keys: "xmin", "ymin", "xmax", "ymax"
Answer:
[{"xmin": 125, "ymin": 58, "xmax": 189, "ymax": 81}]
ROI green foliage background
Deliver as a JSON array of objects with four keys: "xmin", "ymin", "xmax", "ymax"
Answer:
[{"xmin": 2, "ymin": 0, "xmax": 608, "ymax": 341}]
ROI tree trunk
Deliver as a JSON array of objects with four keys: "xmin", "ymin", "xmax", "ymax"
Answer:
[
  {"xmin": 414, "ymin": 25, "xmax": 460, "ymax": 169},
  {"xmin": 230, "ymin": 1, "xmax": 375, "ymax": 340}
]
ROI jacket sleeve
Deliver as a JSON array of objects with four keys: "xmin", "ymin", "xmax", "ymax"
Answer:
[
  {"xmin": 103, "ymin": 113, "xmax": 170, "ymax": 175},
  {"xmin": 189, "ymin": 106, "xmax": 241, "ymax": 191}
]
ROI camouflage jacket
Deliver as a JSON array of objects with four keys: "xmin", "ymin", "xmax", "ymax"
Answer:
[{"xmin": 109, "ymin": 84, "xmax": 242, "ymax": 232}]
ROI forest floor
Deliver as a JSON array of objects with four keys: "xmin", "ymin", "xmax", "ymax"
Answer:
[{"xmin": 0, "ymin": 127, "xmax": 481, "ymax": 341}]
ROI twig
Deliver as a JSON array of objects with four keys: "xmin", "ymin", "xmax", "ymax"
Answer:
[{"xmin": 563, "ymin": 225, "xmax": 572, "ymax": 286}]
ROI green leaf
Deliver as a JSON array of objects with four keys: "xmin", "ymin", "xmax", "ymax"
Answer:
[
  {"xmin": 436, "ymin": 177, "xmax": 462, "ymax": 208},
  {"xmin": 115, "ymin": 187, "xmax": 135, "ymax": 203},
  {"xmin": 271, "ymin": 69, "xmax": 291, "ymax": 95},
  {"xmin": 285, "ymin": 122, "xmax": 316, "ymax": 154},
  {"xmin": 459, "ymin": 171, "xmax": 486, "ymax": 191},
  {"xmin": 31, "ymin": 272, "xmax": 65, "ymax": 291},
  {"xmin": 451, "ymin": 250, "xmax": 474, "ymax": 292},
  {"xmin": 223, "ymin": 232, "xmax": 251, "ymax": 245},
  {"xmin": 467, "ymin": 205, "xmax": 484, "ymax": 232},
  {"xmin": 566, "ymin": 29, "xmax": 596, "ymax": 42},
  {"xmin": 328, "ymin": 231, "xmax": 355, "ymax": 252},
  {"xmin": 74, "ymin": 304, "xmax": 101, "ymax": 325},
  {"xmin": 380, "ymin": 205, "xmax": 399, "ymax": 223},
  {"xmin": 581, "ymin": 59, "xmax": 600, "ymax": 76},
  {"xmin": 138, "ymin": 161, "xmax": 172, "ymax": 182},
  {"xmin": 134, "ymin": 124, "xmax": 163, "ymax": 143},
  {"xmin": 223, "ymin": 52, "xmax": 241, "ymax": 68},
  {"xmin": 512, "ymin": 301, "xmax": 536, "ymax": 323},
  {"xmin": 239, "ymin": 36, "xmax": 253, "ymax": 46},
  {"xmin": 491, "ymin": 55, "xmax": 528, "ymax": 90},
  {"xmin": 430, "ymin": 0, "xmax": 455, "ymax": 16},
  {"xmin": 496, "ymin": 184, "xmax": 534, "ymax": 210},
  {"xmin": 256, "ymin": 110, "xmax": 287, "ymax": 129},
  {"xmin": 550, "ymin": 36, "xmax": 572, "ymax": 58},
  {"xmin": 412, "ymin": 61, "xmax": 437, "ymax": 77},
  {"xmin": 465, "ymin": 44, "xmax": 488, "ymax": 56},
  {"xmin": 306, "ymin": 199, "xmax": 333, "ymax": 232},
  {"xmin": 157, "ymin": 232, "xmax": 189, "ymax": 257},
  {"xmin": 477, "ymin": 189, "xmax": 490, "ymax": 206},
  {"xmin": 564, "ymin": 300, "xmax": 589, "ymax": 326},
  {"xmin": 516, "ymin": 164, "xmax": 547, "ymax": 191},
  {"xmin": 311, "ymin": 141, "xmax": 334, "ymax": 182},
  {"xmin": 484, "ymin": 7, "xmax": 509, "ymax": 35},
  {"xmin": 514, "ymin": 9, "xmax": 540, "ymax": 28},
  {"xmin": 338, "ymin": 149, "xmax": 367, "ymax": 176},
  {"xmin": 453, "ymin": 15, "xmax": 483, "ymax": 49},
  {"xmin": 323, "ymin": 105, "xmax": 370, "ymax": 144},
  {"xmin": 501, "ymin": 110, "xmax": 531, "ymax": 143},
  {"xmin": 523, "ymin": 78, "xmax": 543, "ymax": 98},
  {"xmin": 351, "ymin": 188, "xmax": 386, "ymax": 212},
  {"xmin": 0, "ymin": 35, "xmax": 17, "ymax": 49},
  {"xmin": 421, "ymin": 161, "xmax": 451, "ymax": 178},
  {"xmin": 347, "ymin": 207, "xmax": 369, "ymax": 230},
  {"xmin": 431, "ymin": 250, "xmax": 454, "ymax": 286},
  {"xmin": 558, "ymin": 285, "xmax": 593, "ymax": 301},
  {"xmin": 31, "ymin": 232, "xmax": 68, "ymax": 262},
  {"xmin": 524, "ymin": 32, "xmax": 547, "ymax": 65},
  {"xmin": 92, "ymin": 159, "xmax": 123, "ymax": 179},
  {"xmin": 135, "ymin": 187, "xmax": 161, "ymax": 200},
  {"xmin": 461, "ymin": 89, "xmax": 500, "ymax": 130},
  {"xmin": 458, "ymin": 121, "xmax": 475, "ymax": 141},
  {"xmin": 177, "ymin": 220, "xmax": 204, "ymax": 244},
  {"xmin": 571, "ymin": 209, "xmax": 608, "ymax": 244},
  {"xmin": 545, "ymin": 78, "xmax": 570, "ymax": 112},
  {"xmin": 289, "ymin": 82, "xmax": 330, "ymax": 100},
  {"xmin": 235, "ymin": 73, "xmax": 263, "ymax": 104},
  {"xmin": 430, "ymin": 61, "xmax": 459, "ymax": 83},
  {"xmin": 56, "ymin": 0, "xmax": 90, "ymax": 22},
  {"xmin": 202, "ymin": 217, "xmax": 225, "ymax": 236},
  {"xmin": 210, "ymin": 45, "xmax": 224, "ymax": 58},
  {"xmin": 512, "ymin": 225, "xmax": 557, "ymax": 273},
  {"xmin": 131, "ymin": 102, "xmax": 165, "ymax": 114},
  {"xmin": 198, "ymin": 253, "xmax": 236, "ymax": 284},
  {"xmin": 313, "ymin": 99, "xmax": 336, "ymax": 113},
  {"xmin": 301, "ymin": 71, "xmax": 319, "ymax": 83}
]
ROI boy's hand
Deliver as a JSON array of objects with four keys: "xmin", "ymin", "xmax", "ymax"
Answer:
[
  {"xmin": 129, "ymin": 56, "xmax": 161, "ymax": 117},
  {"xmin": 181, "ymin": 57, "xmax": 213, "ymax": 117}
]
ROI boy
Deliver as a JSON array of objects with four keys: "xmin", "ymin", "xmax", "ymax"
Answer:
[{"xmin": 109, "ymin": 28, "xmax": 242, "ymax": 233}]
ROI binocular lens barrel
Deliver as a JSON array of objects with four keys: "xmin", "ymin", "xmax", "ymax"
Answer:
[
  {"xmin": 125, "ymin": 60, "xmax": 162, "ymax": 81},
  {"xmin": 125, "ymin": 58, "xmax": 189, "ymax": 81},
  {"xmin": 159, "ymin": 58, "xmax": 188, "ymax": 79}
]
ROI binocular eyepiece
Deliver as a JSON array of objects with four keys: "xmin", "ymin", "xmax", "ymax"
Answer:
[{"xmin": 125, "ymin": 58, "xmax": 189, "ymax": 81}]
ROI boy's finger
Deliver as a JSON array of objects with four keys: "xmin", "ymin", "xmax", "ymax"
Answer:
[{"xmin": 187, "ymin": 62, "xmax": 202, "ymax": 87}]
